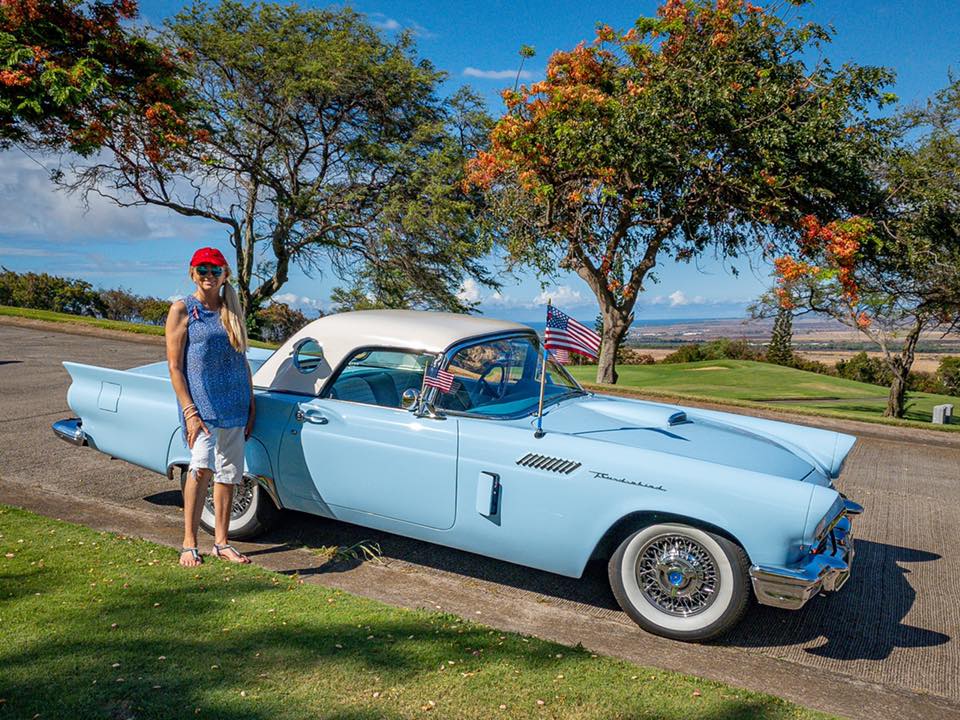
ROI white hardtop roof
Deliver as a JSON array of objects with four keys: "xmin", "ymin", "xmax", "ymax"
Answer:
[{"xmin": 252, "ymin": 309, "xmax": 532, "ymax": 395}]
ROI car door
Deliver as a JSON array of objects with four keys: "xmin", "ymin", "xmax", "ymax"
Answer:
[{"xmin": 289, "ymin": 348, "xmax": 459, "ymax": 530}]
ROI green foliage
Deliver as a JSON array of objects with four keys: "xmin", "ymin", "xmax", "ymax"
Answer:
[
  {"xmin": 253, "ymin": 301, "xmax": 311, "ymax": 344},
  {"xmin": 0, "ymin": 267, "xmax": 103, "ymax": 316},
  {"xmin": 834, "ymin": 352, "xmax": 893, "ymax": 387},
  {"xmin": 473, "ymin": 0, "xmax": 893, "ymax": 383},
  {"xmin": 938, "ymin": 356, "xmax": 960, "ymax": 396},
  {"xmin": 67, "ymin": 1, "xmax": 497, "ymax": 319},
  {"xmin": 0, "ymin": 0, "xmax": 188, "ymax": 155},
  {"xmin": 766, "ymin": 306, "xmax": 794, "ymax": 365},
  {"xmin": 662, "ymin": 338, "xmax": 761, "ymax": 364}
]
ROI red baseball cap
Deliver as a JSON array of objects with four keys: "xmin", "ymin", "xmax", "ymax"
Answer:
[{"xmin": 190, "ymin": 247, "xmax": 227, "ymax": 267}]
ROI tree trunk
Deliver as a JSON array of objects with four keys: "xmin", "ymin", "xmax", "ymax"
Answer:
[
  {"xmin": 595, "ymin": 310, "xmax": 631, "ymax": 384},
  {"xmin": 883, "ymin": 319, "xmax": 924, "ymax": 419}
]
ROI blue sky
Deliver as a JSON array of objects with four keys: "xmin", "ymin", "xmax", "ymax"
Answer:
[{"xmin": 1, "ymin": 0, "xmax": 957, "ymax": 322}]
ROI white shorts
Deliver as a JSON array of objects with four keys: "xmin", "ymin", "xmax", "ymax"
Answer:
[{"xmin": 189, "ymin": 425, "xmax": 245, "ymax": 485}]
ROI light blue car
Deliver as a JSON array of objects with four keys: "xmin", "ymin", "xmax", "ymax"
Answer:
[{"xmin": 53, "ymin": 309, "xmax": 861, "ymax": 640}]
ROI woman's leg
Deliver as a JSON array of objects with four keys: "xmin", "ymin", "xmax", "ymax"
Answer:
[
  {"xmin": 211, "ymin": 426, "xmax": 250, "ymax": 563},
  {"xmin": 181, "ymin": 468, "xmax": 211, "ymax": 566}
]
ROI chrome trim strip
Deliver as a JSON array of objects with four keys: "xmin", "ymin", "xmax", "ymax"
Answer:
[
  {"xmin": 249, "ymin": 473, "xmax": 283, "ymax": 510},
  {"xmin": 843, "ymin": 498, "xmax": 864, "ymax": 515},
  {"xmin": 750, "ymin": 515, "xmax": 856, "ymax": 610},
  {"xmin": 52, "ymin": 418, "xmax": 87, "ymax": 447}
]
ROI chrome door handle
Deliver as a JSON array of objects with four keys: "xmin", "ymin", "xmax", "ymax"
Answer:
[{"xmin": 295, "ymin": 408, "xmax": 328, "ymax": 424}]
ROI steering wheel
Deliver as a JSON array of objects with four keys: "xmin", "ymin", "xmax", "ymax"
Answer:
[{"xmin": 470, "ymin": 360, "xmax": 508, "ymax": 405}]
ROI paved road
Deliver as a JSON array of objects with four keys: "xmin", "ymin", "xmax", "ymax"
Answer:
[{"xmin": 2, "ymin": 321, "xmax": 958, "ymax": 719}]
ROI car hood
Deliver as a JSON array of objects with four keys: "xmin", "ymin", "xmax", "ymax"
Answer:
[{"xmin": 536, "ymin": 394, "xmax": 854, "ymax": 483}]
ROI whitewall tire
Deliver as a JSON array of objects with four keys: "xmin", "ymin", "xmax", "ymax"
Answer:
[
  {"xmin": 608, "ymin": 522, "xmax": 750, "ymax": 641},
  {"xmin": 179, "ymin": 469, "xmax": 278, "ymax": 540}
]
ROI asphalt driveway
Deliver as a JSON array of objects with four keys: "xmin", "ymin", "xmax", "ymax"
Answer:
[{"xmin": 1, "ymin": 320, "xmax": 957, "ymax": 719}]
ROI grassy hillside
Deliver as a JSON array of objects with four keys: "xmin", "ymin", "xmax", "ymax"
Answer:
[{"xmin": 568, "ymin": 359, "xmax": 959, "ymax": 428}]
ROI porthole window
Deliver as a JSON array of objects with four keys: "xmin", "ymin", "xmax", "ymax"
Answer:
[{"xmin": 293, "ymin": 338, "xmax": 324, "ymax": 374}]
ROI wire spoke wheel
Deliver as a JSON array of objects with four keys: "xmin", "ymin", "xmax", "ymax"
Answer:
[
  {"xmin": 204, "ymin": 475, "xmax": 256, "ymax": 521},
  {"xmin": 634, "ymin": 533, "xmax": 720, "ymax": 617}
]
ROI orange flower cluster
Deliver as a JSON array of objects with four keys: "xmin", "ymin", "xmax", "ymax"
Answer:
[
  {"xmin": 0, "ymin": 68, "xmax": 30, "ymax": 86},
  {"xmin": 773, "ymin": 256, "xmax": 815, "ymax": 283},
  {"xmin": 0, "ymin": 0, "xmax": 42, "ymax": 30},
  {"xmin": 774, "ymin": 215, "xmax": 873, "ymax": 315}
]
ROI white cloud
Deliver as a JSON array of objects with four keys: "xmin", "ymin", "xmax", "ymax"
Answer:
[
  {"xmin": 0, "ymin": 150, "xmax": 215, "ymax": 244},
  {"xmin": 0, "ymin": 245, "xmax": 75, "ymax": 258},
  {"xmin": 368, "ymin": 13, "xmax": 434, "ymax": 38},
  {"xmin": 659, "ymin": 290, "xmax": 707, "ymax": 307},
  {"xmin": 463, "ymin": 67, "xmax": 533, "ymax": 80},
  {"xmin": 371, "ymin": 15, "xmax": 401, "ymax": 31},
  {"xmin": 456, "ymin": 278, "xmax": 483, "ymax": 304},
  {"xmin": 272, "ymin": 292, "xmax": 325, "ymax": 313},
  {"xmin": 533, "ymin": 285, "xmax": 588, "ymax": 308}
]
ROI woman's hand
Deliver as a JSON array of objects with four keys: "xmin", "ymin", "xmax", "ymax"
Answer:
[{"xmin": 186, "ymin": 414, "xmax": 210, "ymax": 449}]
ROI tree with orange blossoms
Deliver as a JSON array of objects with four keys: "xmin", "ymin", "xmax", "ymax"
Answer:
[
  {"xmin": 0, "ymin": 0, "xmax": 188, "ymax": 156},
  {"xmin": 467, "ymin": 0, "xmax": 894, "ymax": 384},
  {"xmin": 771, "ymin": 86, "xmax": 960, "ymax": 421}
]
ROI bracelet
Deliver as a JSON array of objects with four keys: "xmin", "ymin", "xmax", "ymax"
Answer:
[
  {"xmin": 183, "ymin": 410, "xmax": 200, "ymax": 421},
  {"xmin": 182, "ymin": 403, "xmax": 196, "ymax": 412}
]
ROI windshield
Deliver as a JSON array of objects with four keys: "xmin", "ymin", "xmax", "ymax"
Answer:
[{"xmin": 434, "ymin": 334, "xmax": 585, "ymax": 417}]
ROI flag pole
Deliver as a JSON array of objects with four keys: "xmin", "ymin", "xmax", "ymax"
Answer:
[{"xmin": 535, "ymin": 299, "xmax": 550, "ymax": 439}]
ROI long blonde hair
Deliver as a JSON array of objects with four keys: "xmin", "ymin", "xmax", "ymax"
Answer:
[{"xmin": 190, "ymin": 263, "xmax": 248, "ymax": 354}]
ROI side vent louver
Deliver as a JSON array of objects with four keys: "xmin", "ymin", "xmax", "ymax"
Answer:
[{"xmin": 516, "ymin": 453, "xmax": 581, "ymax": 475}]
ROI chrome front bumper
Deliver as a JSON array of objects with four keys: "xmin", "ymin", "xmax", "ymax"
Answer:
[
  {"xmin": 750, "ymin": 507, "xmax": 857, "ymax": 611},
  {"xmin": 52, "ymin": 417, "xmax": 87, "ymax": 446}
]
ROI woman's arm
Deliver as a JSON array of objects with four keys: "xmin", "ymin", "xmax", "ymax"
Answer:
[
  {"xmin": 165, "ymin": 300, "xmax": 208, "ymax": 446},
  {"xmin": 244, "ymin": 361, "xmax": 256, "ymax": 440}
]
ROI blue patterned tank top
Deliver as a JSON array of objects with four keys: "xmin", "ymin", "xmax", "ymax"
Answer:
[{"xmin": 178, "ymin": 295, "xmax": 250, "ymax": 438}]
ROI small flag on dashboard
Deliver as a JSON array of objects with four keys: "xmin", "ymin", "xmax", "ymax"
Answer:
[{"xmin": 424, "ymin": 365, "xmax": 455, "ymax": 393}]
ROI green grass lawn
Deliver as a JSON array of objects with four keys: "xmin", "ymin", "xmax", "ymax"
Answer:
[
  {"xmin": 0, "ymin": 305, "xmax": 278, "ymax": 349},
  {"xmin": 568, "ymin": 359, "xmax": 959, "ymax": 429},
  {"xmin": 0, "ymin": 506, "xmax": 830, "ymax": 720}
]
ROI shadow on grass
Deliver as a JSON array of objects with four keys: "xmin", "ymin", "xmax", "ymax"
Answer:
[{"xmin": 0, "ymin": 574, "xmax": 810, "ymax": 720}]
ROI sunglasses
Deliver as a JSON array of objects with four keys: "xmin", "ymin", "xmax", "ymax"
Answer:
[{"xmin": 195, "ymin": 264, "xmax": 224, "ymax": 278}]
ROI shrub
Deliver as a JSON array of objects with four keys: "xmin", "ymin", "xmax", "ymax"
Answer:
[
  {"xmin": 0, "ymin": 268, "xmax": 104, "ymax": 316},
  {"xmin": 788, "ymin": 356, "xmax": 836, "ymax": 376},
  {"xmin": 937, "ymin": 357, "xmax": 960, "ymax": 396},
  {"xmin": 139, "ymin": 298, "xmax": 171, "ymax": 325},
  {"xmin": 99, "ymin": 287, "xmax": 145, "ymax": 322},
  {"xmin": 662, "ymin": 338, "xmax": 762, "ymax": 364},
  {"xmin": 834, "ymin": 352, "xmax": 893, "ymax": 386},
  {"xmin": 907, "ymin": 370, "xmax": 946, "ymax": 394},
  {"xmin": 254, "ymin": 301, "xmax": 311, "ymax": 343}
]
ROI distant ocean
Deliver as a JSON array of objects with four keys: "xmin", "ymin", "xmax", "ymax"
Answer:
[{"xmin": 521, "ymin": 317, "xmax": 742, "ymax": 333}]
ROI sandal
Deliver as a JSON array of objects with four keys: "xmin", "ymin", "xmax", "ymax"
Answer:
[
  {"xmin": 179, "ymin": 547, "xmax": 203, "ymax": 567},
  {"xmin": 212, "ymin": 543, "xmax": 250, "ymax": 564}
]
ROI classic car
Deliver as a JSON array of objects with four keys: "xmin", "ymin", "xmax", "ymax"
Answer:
[{"xmin": 53, "ymin": 309, "xmax": 861, "ymax": 641}]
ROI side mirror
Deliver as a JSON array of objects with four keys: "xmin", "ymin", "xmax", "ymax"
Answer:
[{"xmin": 401, "ymin": 388, "xmax": 420, "ymax": 411}]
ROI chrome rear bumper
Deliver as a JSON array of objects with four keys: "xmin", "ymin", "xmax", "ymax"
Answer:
[
  {"xmin": 750, "ymin": 510, "xmax": 855, "ymax": 611},
  {"xmin": 52, "ymin": 417, "xmax": 87, "ymax": 446}
]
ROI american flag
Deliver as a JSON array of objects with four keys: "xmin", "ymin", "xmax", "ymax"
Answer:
[
  {"xmin": 423, "ymin": 364, "xmax": 456, "ymax": 393},
  {"xmin": 544, "ymin": 305, "xmax": 601, "ymax": 360},
  {"xmin": 550, "ymin": 348, "xmax": 571, "ymax": 364}
]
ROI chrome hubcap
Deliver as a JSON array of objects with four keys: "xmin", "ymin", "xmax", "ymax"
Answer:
[
  {"xmin": 204, "ymin": 475, "xmax": 256, "ymax": 520},
  {"xmin": 635, "ymin": 534, "xmax": 719, "ymax": 617}
]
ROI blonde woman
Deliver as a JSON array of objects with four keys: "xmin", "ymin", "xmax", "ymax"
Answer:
[{"xmin": 165, "ymin": 247, "xmax": 255, "ymax": 567}]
